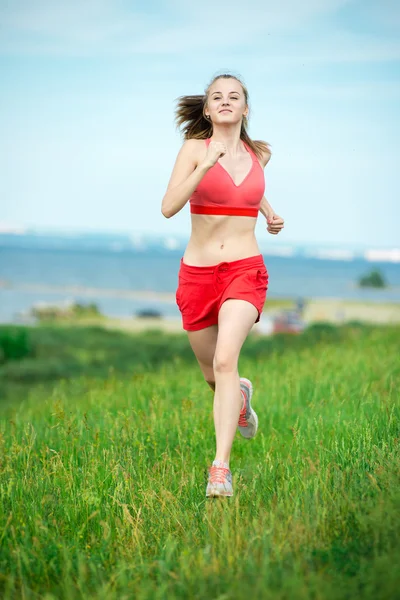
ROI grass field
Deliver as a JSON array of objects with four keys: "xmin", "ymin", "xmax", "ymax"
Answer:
[{"xmin": 0, "ymin": 324, "xmax": 399, "ymax": 599}]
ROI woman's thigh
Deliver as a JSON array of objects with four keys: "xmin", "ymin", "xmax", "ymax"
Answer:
[
  {"xmin": 187, "ymin": 325, "xmax": 218, "ymax": 382},
  {"xmin": 214, "ymin": 299, "xmax": 258, "ymax": 372}
]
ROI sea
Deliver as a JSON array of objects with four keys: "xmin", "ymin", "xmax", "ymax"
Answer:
[{"xmin": 1, "ymin": 236, "xmax": 400, "ymax": 324}]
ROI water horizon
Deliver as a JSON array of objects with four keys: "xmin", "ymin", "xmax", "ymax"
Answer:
[{"xmin": 1, "ymin": 245, "xmax": 399, "ymax": 324}]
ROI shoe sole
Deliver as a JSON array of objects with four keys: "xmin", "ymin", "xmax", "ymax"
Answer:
[{"xmin": 206, "ymin": 489, "xmax": 233, "ymax": 498}]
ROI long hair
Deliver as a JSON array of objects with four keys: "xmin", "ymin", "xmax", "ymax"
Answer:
[{"xmin": 174, "ymin": 72, "xmax": 271, "ymax": 160}]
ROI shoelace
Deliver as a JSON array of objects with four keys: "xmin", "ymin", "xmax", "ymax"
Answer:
[
  {"xmin": 209, "ymin": 465, "xmax": 230, "ymax": 484},
  {"xmin": 238, "ymin": 407, "xmax": 248, "ymax": 427},
  {"xmin": 238, "ymin": 390, "xmax": 248, "ymax": 427}
]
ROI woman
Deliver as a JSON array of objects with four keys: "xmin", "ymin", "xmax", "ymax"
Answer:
[{"xmin": 161, "ymin": 72, "xmax": 284, "ymax": 498}]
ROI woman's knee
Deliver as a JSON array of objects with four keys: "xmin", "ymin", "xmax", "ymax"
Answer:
[{"xmin": 213, "ymin": 350, "xmax": 238, "ymax": 375}]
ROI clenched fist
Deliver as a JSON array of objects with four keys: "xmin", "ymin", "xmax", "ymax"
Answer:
[
  {"xmin": 267, "ymin": 214, "xmax": 285, "ymax": 235},
  {"xmin": 203, "ymin": 141, "xmax": 226, "ymax": 168}
]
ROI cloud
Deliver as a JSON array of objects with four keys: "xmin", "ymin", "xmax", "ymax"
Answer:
[
  {"xmin": 2, "ymin": 0, "xmax": 396, "ymax": 62},
  {"xmin": 248, "ymin": 33, "xmax": 400, "ymax": 69},
  {"xmin": 360, "ymin": 0, "xmax": 400, "ymax": 29},
  {"xmin": 0, "ymin": 0, "xmax": 145, "ymax": 39},
  {"xmin": 0, "ymin": 0, "xmax": 163, "ymax": 55}
]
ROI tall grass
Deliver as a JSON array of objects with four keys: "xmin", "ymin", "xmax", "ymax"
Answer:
[{"xmin": 0, "ymin": 325, "xmax": 399, "ymax": 599}]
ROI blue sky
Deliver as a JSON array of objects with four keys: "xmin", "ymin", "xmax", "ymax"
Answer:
[{"xmin": 0, "ymin": 0, "xmax": 399, "ymax": 248}]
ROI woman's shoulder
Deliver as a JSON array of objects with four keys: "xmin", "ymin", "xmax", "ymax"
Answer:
[
  {"xmin": 180, "ymin": 137, "xmax": 207, "ymax": 154},
  {"xmin": 251, "ymin": 139, "xmax": 272, "ymax": 168},
  {"xmin": 260, "ymin": 147, "xmax": 272, "ymax": 167},
  {"xmin": 181, "ymin": 137, "xmax": 208, "ymax": 165},
  {"xmin": 184, "ymin": 136, "xmax": 208, "ymax": 145}
]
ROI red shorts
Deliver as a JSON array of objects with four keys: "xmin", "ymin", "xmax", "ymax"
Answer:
[{"xmin": 175, "ymin": 254, "xmax": 269, "ymax": 331}]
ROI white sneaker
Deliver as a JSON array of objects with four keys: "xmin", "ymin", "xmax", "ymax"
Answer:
[
  {"xmin": 206, "ymin": 459, "xmax": 233, "ymax": 497},
  {"xmin": 238, "ymin": 377, "xmax": 259, "ymax": 439}
]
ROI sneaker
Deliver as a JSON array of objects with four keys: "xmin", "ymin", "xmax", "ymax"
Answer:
[
  {"xmin": 206, "ymin": 459, "xmax": 233, "ymax": 497},
  {"xmin": 238, "ymin": 377, "xmax": 259, "ymax": 439}
]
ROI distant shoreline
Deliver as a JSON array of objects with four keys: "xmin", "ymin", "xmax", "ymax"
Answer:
[
  {"xmin": 0, "ymin": 281, "xmax": 177, "ymax": 303},
  {"xmin": 87, "ymin": 297, "xmax": 400, "ymax": 334},
  {"xmin": 21, "ymin": 294, "xmax": 400, "ymax": 337},
  {"xmin": 1, "ymin": 280, "xmax": 400, "ymax": 305}
]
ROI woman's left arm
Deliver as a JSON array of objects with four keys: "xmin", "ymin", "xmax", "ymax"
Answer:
[
  {"xmin": 259, "ymin": 196, "xmax": 285, "ymax": 235},
  {"xmin": 259, "ymin": 195, "xmax": 275, "ymax": 220},
  {"xmin": 259, "ymin": 149, "xmax": 285, "ymax": 235}
]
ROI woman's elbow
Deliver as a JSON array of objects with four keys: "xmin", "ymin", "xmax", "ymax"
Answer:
[{"xmin": 161, "ymin": 205, "xmax": 173, "ymax": 218}]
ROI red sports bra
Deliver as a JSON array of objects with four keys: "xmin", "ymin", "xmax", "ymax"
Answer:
[{"xmin": 190, "ymin": 137, "xmax": 265, "ymax": 217}]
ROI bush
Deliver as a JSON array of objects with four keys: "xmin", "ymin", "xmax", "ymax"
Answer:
[
  {"xmin": 0, "ymin": 327, "xmax": 34, "ymax": 363},
  {"xmin": 73, "ymin": 302, "xmax": 102, "ymax": 317},
  {"xmin": 302, "ymin": 322, "xmax": 342, "ymax": 343},
  {"xmin": 32, "ymin": 301, "xmax": 103, "ymax": 321},
  {"xmin": 358, "ymin": 269, "xmax": 387, "ymax": 288}
]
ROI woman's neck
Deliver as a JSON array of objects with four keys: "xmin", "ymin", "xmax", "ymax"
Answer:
[{"xmin": 210, "ymin": 126, "xmax": 244, "ymax": 154}]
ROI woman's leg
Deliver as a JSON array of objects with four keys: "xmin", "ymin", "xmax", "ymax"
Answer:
[
  {"xmin": 213, "ymin": 299, "xmax": 258, "ymax": 466},
  {"xmin": 187, "ymin": 325, "xmax": 218, "ymax": 391},
  {"xmin": 187, "ymin": 325, "xmax": 222, "ymax": 433}
]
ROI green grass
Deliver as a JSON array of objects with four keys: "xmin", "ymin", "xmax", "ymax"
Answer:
[
  {"xmin": 0, "ymin": 324, "xmax": 399, "ymax": 599},
  {"xmin": 0, "ymin": 322, "xmax": 377, "ymax": 396}
]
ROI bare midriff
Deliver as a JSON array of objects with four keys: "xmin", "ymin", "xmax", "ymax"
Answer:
[{"xmin": 182, "ymin": 213, "xmax": 261, "ymax": 266}]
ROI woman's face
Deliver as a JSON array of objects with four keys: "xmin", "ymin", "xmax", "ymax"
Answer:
[{"xmin": 206, "ymin": 78, "xmax": 247, "ymax": 124}]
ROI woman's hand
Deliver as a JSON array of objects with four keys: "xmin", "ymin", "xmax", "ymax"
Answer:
[
  {"xmin": 266, "ymin": 213, "xmax": 284, "ymax": 235},
  {"xmin": 202, "ymin": 141, "xmax": 226, "ymax": 168}
]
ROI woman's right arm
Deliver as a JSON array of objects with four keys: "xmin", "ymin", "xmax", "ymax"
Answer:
[{"xmin": 161, "ymin": 139, "xmax": 211, "ymax": 218}]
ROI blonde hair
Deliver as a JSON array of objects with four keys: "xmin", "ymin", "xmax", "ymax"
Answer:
[{"xmin": 174, "ymin": 72, "xmax": 271, "ymax": 160}]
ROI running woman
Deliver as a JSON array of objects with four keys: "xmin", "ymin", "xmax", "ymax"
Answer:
[{"xmin": 161, "ymin": 72, "xmax": 284, "ymax": 498}]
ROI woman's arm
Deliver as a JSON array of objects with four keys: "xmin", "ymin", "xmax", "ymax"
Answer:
[
  {"xmin": 258, "ymin": 149, "xmax": 275, "ymax": 218},
  {"xmin": 258, "ymin": 150, "xmax": 285, "ymax": 234},
  {"xmin": 259, "ymin": 195, "xmax": 276, "ymax": 220},
  {"xmin": 161, "ymin": 139, "xmax": 211, "ymax": 219},
  {"xmin": 260, "ymin": 195, "xmax": 285, "ymax": 234}
]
